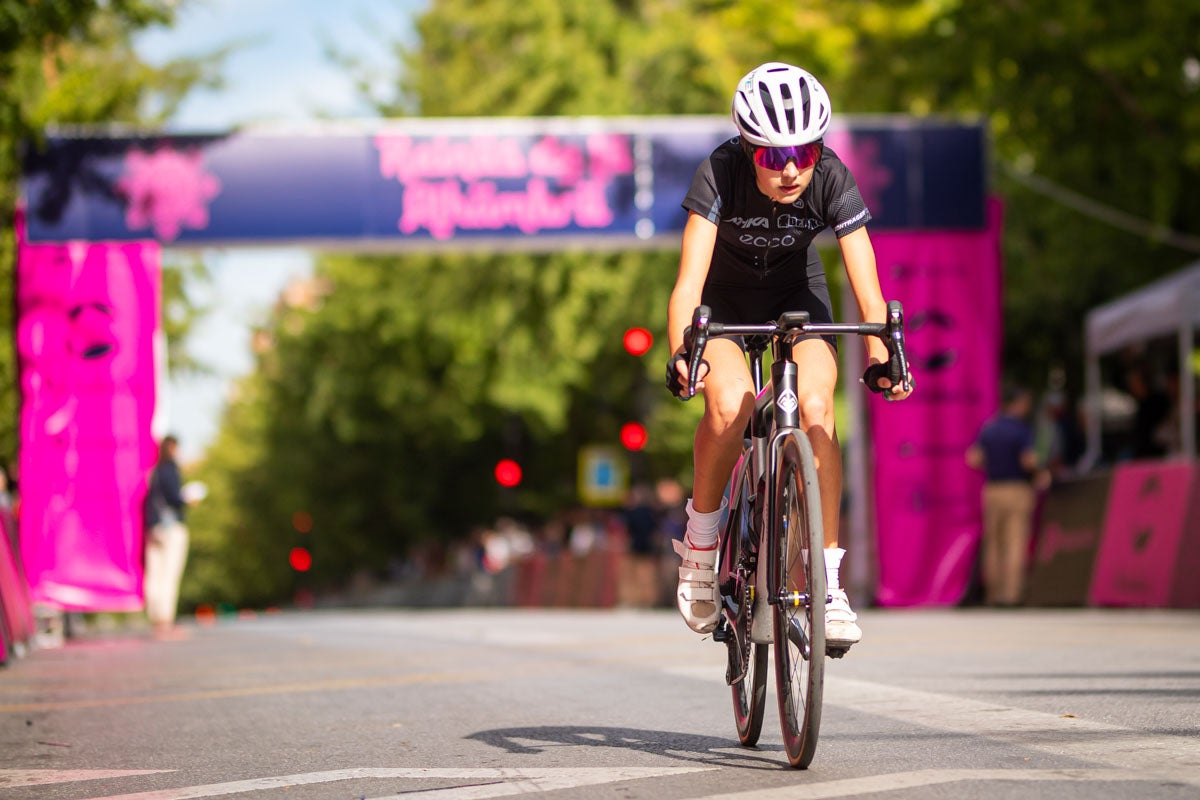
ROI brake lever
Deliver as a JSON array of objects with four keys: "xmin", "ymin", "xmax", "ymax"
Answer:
[
  {"xmin": 685, "ymin": 305, "xmax": 711, "ymax": 399},
  {"xmin": 885, "ymin": 300, "xmax": 913, "ymax": 394}
]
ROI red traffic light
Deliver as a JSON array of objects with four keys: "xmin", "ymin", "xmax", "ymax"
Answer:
[
  {"xmin": 620, "ymin": 421, "xmax": 648, "ymax": 451},
  {"xmin": 623, "ymin": 327, "xmax": 653, "ymax": 357},
  {"xmin": 494, "ymin": 458, "xmax": 523, "ymax": 488},
  {"xmin": 289, "ymin": 547, "xmax": 312, "ymax": 572}
]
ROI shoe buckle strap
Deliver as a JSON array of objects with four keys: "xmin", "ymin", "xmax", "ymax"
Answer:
[
  {"xmin": 672, "ymin": 539, "xmax": 717, "ymax": 565},
  {"xmin": 677, "ymin": 565, "xmax": 714, "ymax": 583},
  {"xmin": 677, "ymin": 584, "xmax": 718, "ymax": 601}
]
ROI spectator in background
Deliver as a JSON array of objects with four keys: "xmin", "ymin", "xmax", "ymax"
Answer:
[
  {"xmin": 966, "ymin": 386, "xmax": 1047, "ymax": 607},
  {"xmin": 144, "ymin": 435, "xmax": 191, "ymax": 639},
  {"xmin": 619, "ymin": 484, "xmax": 662, "ymax": 607},
  {"xmin": 1125, "ymin": 364, "xmax": 1171, "ymax": 459}
]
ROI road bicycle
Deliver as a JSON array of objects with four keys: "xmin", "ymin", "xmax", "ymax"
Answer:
[{"xmin": 678, "ymin": 300, "xmax": 911, "ymax": 768}]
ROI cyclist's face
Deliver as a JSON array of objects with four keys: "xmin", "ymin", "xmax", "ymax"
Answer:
[{"xmin": 754, "ymin": 150, "xmax": 817, "ymax": 204}]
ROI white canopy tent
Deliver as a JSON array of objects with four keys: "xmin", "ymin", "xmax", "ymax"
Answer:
[{"xmin": 1084, "ymin": 260, "xmax": 1200, "ymax": 463}]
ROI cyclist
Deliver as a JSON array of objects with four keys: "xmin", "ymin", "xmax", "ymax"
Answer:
[{"xmin": 666, "ymin": 62, "xmax": 913, "ymax": 649}]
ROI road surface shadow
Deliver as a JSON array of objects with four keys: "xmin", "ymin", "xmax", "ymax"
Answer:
[{"xmin": 467, "ymin": 725, "xmax": 785, "ymax": 769}]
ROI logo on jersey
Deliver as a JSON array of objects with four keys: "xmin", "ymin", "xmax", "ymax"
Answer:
[{"xmin": 728, "ymin": 216, "xmax": 770, "ymax": 229}]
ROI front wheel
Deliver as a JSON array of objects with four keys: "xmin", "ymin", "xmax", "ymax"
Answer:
[{"xmin": 771, "ymin": 432, "xmax": 826, "ymax": 769}]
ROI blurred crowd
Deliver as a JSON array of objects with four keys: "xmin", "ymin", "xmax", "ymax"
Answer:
[{"xmin": 364, "ymin": 478, "xmax": 691, "ymax": 610}]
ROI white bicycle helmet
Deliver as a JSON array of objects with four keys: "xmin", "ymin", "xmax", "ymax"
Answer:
[{"xmin": 731, "ymin": 62, "xmax": 832, "ymax": 147}]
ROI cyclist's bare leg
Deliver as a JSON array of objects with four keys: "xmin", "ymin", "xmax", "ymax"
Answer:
[
  {"xmin": 791, "ymin": 338, "xmax": 841, "ymax": 547},
  {"xmin": 792, "ymin": 338, "xmax": 861, "ymax": 647},
  {"xmin": 692, "ymin": 337, "xmax": 755, "ymax": 514},
  {"xmin": 673, "ymin": 337, "xmax": 753, "ymax": 633}
]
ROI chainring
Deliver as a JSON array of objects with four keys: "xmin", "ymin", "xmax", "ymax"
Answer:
[{"xmin": 725, "ymin": 557, "xmax": 756, "ymax": 685}]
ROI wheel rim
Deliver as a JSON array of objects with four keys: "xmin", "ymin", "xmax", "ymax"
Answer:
[{"xmin": 774, "ymin": 438, "xmax": 825, "ymax": 768}]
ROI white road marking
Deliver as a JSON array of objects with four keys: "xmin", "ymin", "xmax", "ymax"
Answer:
[
  {"xmin": 699, "ymin": 768, "xmax": 1200, "ymax": 800},
  {"xmin": 661, "ymin": 667, "xmax": 1200, "ymax": 791},
  {"xmin": 79, "ymin": 767, "xmax": 714, "ymax": 800},
  {"xmin": 823, "ymin": 676, "xmax": 1200, "ymax": 774},
  {"xmin": 0, "ymin": 770, "xmax": 171, "ymax": 788}
]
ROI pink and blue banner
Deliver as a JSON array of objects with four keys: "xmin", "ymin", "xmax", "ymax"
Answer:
[
  {"xmin": 21, "ymin": 118, "xmax": 986, "ymax": 248},
  {"xmin": 15, "ymin": 211, "xmax": 161, "ymax": 612},
  {"xmin": 868, "ymin": 200, "xmax": 1004, "ymax": 606}
]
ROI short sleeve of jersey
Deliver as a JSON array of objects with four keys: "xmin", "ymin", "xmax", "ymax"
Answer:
[
  {"xmin": 681, "ymin": 154, "xmax": 726, "ymax": 224},
  {"xmin": 820, "ymin": 157, "xmax": 872, "ymax": 238}
]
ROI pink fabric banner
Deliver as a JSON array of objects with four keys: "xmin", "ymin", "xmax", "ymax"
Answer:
[
  {"xmin": 1088, "ymin": 460, "xmax": 1200, "ymax": 608},
  {"xmin": 868, "ymin": 200, "xmax": 1003, "ymax": 606},
  {"xmin": 15, "ymin": 211, "xmax": 161, "ymax": 612},
  {"xmin": 0, "ymin": 511, "xmax": 35, "ymax": 654}
]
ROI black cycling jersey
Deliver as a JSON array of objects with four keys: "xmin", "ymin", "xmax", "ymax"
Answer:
[{"xmin": 682, "ymin": 137, "xmax": 872, "ymax": 290}]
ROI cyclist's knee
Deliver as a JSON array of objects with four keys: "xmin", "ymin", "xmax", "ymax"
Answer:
[
  {"xmin": 798, "ymin": 392, "xmax": 835, "ymax": 430},
  {"xmin": 703, "ymin": 385, "xmax": 753, "ymax": 433}
]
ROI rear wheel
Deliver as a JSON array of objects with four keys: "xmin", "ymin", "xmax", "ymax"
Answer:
[
  {"xmin": 723, "ymin": 464, "xmax": 767, "ymax": 746},
  {"xmin": 771, "ymin": 432, "xmax": 826, "ymax": 769}
]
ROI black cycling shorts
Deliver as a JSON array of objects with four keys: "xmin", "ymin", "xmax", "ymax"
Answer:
[{"xmin": 701, "ymin": 278, "xmax": 837, "ymax": 350}]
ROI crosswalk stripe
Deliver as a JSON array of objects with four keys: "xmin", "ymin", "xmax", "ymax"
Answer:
[
  {"xmin": 78, "ymin": 767, "xmax": 715, "ymax": 800},
  {"xmin": 823, "ymin": 676, "xmax": 1200, "ymax": 774},
  {"xmin": 697, "ymin": 767, "xmax": 1200, "ymax": 800}
]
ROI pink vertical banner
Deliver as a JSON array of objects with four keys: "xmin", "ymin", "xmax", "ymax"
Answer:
[
  {"xmin": 1, "ymin": 511, "xmax": 36, "ymax": 651},
  {"xmin": 15, "ymin": 210, "xmax": 161, "ymax": 612},
  {"xmin": 1088, "ymin": 461, "xmax": 1199, "ymax": 608},
  {"xmin": 868, "ymin": 199, "xmax": 1003, "ymax": 606}
]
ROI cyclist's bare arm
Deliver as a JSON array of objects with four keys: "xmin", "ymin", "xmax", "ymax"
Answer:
[
  {"xmin": 839, "ymin": 227, "xmax": 912, "ymax": 399},
  {"xmin": 668, "ymin": 212, "xmax": 718, "ymax": 392}
]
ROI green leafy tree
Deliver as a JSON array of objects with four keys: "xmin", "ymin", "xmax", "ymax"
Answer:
[{"xmin": 771, "ymin": 1, "xmax": 1200, "ymax": 390}]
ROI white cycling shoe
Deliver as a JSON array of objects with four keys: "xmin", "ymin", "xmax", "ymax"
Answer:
[
  {"xmin": 673, "ymin": 538, "xmax": 720, "ymax": 634},
  {"xmin": 826, "ymin": 588, "xmax": 862, "ymax": 648}
]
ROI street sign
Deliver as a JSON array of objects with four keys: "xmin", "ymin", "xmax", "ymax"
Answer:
[{"xmin": 578, "ymin": 445, "xmax": 628, "ymax": 506}]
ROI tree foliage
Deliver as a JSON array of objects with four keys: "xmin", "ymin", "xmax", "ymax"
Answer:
[{"xmin": 760, "ymin": 1, "xmax": 1200, "ymax": 387}]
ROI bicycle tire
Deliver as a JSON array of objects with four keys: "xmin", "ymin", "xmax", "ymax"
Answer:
[
  {"xmin": 771, "ymin": 431, "xmax": 827, "ymax": 769},
  {"xmin": 723, "ymin": 464, "xmax": 767, "ymax": 745}
]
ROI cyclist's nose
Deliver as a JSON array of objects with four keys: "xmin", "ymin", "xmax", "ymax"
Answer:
[{"xmin": 781, "ymin": 159, "xmax": 801, "ymax": 179}]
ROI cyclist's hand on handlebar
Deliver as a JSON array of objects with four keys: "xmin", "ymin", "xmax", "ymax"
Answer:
[
  {"xmin": 862, "ymin": 359, "xmax": 915, "ymax": 401},
  {"xmin": 666, "ymin": 350, "xmax": 709, "ymax": 400}
]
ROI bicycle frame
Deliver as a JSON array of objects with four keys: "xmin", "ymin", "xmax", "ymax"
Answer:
[
  {"xmin": 729, "ymin": 328, "xmax": 806, "ymax": 622},
  {"xmin": 693, "ymin": 307, "xmax": 909, "ymax": 618}
]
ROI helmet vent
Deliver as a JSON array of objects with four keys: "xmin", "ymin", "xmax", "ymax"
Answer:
[
  {"xmin": 779, "ymin": 84, "xmax": 796, "ymax": 133},
  {"xmin": 757, "ymin": 80, "xmax": 782, "ymax": 134},
  {"xmin": 797, "ymin": 81, "xmax": 811, "ymax": 130}
]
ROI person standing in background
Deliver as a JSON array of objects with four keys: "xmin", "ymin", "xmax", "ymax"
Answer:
[
  {"xmin": 144, "ymin": 435, "xmax": 190, "ymax": 639},
  {"xmin": 966, "ymin": 387, "xmax": 1046, "ymax": 607}
]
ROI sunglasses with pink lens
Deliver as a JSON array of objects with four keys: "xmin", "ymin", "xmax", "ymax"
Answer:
[{"xmin": 753, "ymin": 142, "xmax": 822, "ymax": 171}]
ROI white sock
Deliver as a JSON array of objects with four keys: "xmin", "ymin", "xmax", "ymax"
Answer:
[
  {"xmin": 684, "ymin": 499, "xmax": 725, "ymax": 549},
  {"xmin": 825, "ymin": 547, "xmax": 846, "ymax": 591}
]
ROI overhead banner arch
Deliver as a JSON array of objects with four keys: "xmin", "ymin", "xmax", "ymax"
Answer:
[{"xmin": 21, "ymin": 115, "xmax": 987, "ymax": 249}]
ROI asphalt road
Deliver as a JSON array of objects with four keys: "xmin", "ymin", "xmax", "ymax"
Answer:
[{"xmin": 1, "ymin": 607, "xmax": 1198, "ymax": 800}]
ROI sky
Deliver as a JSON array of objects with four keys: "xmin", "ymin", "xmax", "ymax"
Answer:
[{"xmin": 132, "ymin": 0, "xmax": 424, "ymax": 462}]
